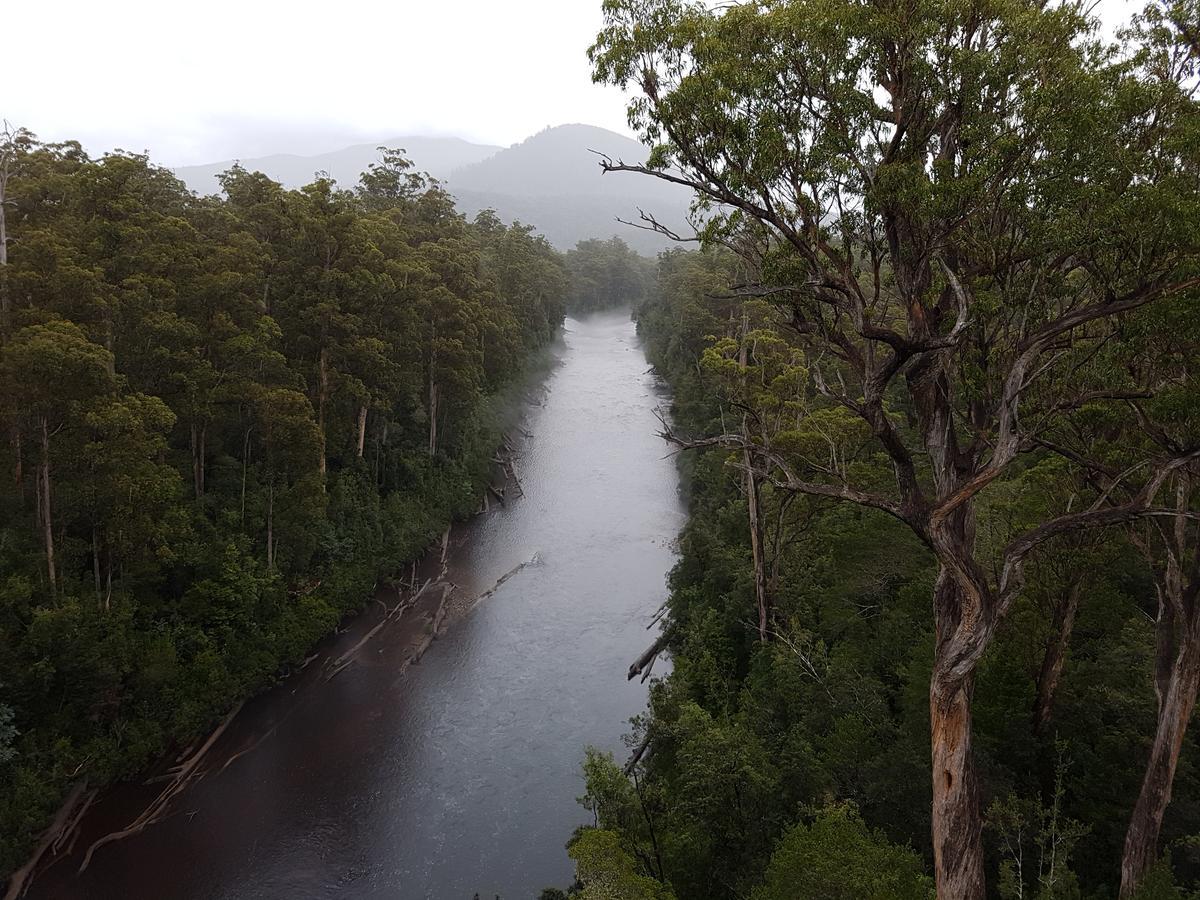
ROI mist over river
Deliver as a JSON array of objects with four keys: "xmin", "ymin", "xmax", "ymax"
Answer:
[{"xmin": 28, "ymin": 309, "xmax": 685, "ymax": 900}]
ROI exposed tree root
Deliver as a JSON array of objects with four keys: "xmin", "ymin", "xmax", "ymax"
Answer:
[{"xmin": 79, "ymin": 700, "xmax": 245, "ymax": 873}]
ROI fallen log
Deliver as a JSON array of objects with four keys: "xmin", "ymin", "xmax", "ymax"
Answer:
[
  {"xmin": 4, "ymin": 780, "xmax": 89, "ymax": 900},
  {"xmin": 468, "ymin": 555, "xmax": 539, "ymax": 612},
  {"xmin": 52, "ymin": 787, "xmax": 97, "ymax": 857},
  {"xmin": 628, "ymin": 631, "xmax": 672, "ymax": 681},
  {"xmin": 325, "ymin": 579, "xmax": 432, "ymax": 680},
  {"xmin": 79, "ymin": 700, "xmax": 245, "ymax": 873}
]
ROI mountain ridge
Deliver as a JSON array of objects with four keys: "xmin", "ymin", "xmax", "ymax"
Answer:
[{"xmin": 173, "ymin": 124, "xmax": 692, "ymax": 253}]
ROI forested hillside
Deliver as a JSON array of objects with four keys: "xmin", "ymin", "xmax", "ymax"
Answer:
[
  {"xmin": 0, "ymin": 131, "xmax": 567, "ymax": 875},
  {"xmin": 557, "ymin": 0, "xmax": 1200, "ymax": 898}
]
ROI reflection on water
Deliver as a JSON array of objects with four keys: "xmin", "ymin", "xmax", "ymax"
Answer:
[{"xmin": 32, "ymin": 310, "xmax": 685, "ymax": 899}]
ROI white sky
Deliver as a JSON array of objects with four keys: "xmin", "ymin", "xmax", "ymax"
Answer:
[{"xmin": 7, "ymin": 0, "xmax": 1138, "ymax": 167}]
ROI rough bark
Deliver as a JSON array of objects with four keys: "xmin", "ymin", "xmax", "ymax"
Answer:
[
  {"xmin": 931, "ymin": 659, "xmax": 986, "ymax": 898},
  {"xmin": 1033, "ymin": 578, "xmax": 1084, "ymax": 735},
  {"xmin": 930, "ymin": 572, "xmax": 987, "ymax": 900},
  {"xmin": 356, "ymin": 404, "xmax": 368, "ymax": 457}
]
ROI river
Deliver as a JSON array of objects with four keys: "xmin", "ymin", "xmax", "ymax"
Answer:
[{"xmin": 26, "ymin": 309, "xmax": 685, "ymax": 900}]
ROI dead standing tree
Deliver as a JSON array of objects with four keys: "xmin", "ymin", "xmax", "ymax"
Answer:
[{"xmin": 590, "ymin": 1, "xmax": 1200, "ymax": 895}]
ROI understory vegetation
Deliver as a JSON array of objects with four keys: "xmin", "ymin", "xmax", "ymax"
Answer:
[
  {"xmin": 0, "ymin": 132, "xmax": 570, "ymax": 876},
  {"xmin": 558, "ymin": 0, "xmax": 1200, "ymax": 898}
]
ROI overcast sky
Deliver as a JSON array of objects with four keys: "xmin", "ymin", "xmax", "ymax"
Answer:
[{"xmin": 8, "ymin": 0, "xmax": 1138, "ymax": 168}]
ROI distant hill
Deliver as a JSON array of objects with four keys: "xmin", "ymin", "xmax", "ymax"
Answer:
[
  {"xmin": 173, "ymin": 124, "xmax": 694, "ymax": 253},
  {"xmin": 173, "ymin": 136, "xmax": 502, "ymax": 195},
  {"xmin": 447, "ymin": 124, "xmax": 693, "ymax": 254}
]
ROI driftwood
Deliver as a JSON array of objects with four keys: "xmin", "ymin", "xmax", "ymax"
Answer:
[
  {"xmin": 468, "ymin": 555, "xmax": 540, "ymax": 612},
  {"xmin": 325, "ymin": 579, "xmax": 433, "ymax": 681},
  {"xmin": 52, "ymin": 787, "xmax": 97, "ymax": 858},
  {"xmin": 628, "ymin": 631, "xmax": 672, "ymax": 681},
  {"xmin": 79, "ymin": 700, "xmax": 245, "ymax": 873},
  {"xmin": 488, "ymin": 485, "xmax": 506, "ymax": 506},
  {"xmin": 3, "ymin": 780, "xmax": 89, "ymax": 900},
  {"xmin": 407, "ymin": 583, "xmax": 456, "ymax": 665}
]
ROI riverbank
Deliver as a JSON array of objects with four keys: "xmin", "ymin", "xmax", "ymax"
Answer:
[
  {"xmin": 21, "ymin": 309, "xmax": 685, "ymax": 899},
  {"xmin": 4, "ymin": 341, "xmax": 561, "ymax": 900}
]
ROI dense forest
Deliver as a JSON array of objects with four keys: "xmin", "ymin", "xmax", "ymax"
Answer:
[
  {"xmin": 564, "ymin": 236, "xmax": 654, "ymax": 313},
  {"xmin": 553, "ymin": 0, "xmax": 1200, "ymax": 898},
  {"xmin": 0, "ymin": 130, "xmax": 570, "ymax": 876}
]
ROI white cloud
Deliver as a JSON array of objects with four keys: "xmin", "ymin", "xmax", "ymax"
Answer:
[
  {"xmin": 5, "ymin": 0, "xmax": 1142, "ymax": 167},
  {"xmin": 8, "ymin": 0, "xmax": 632, "ymax": 164}
]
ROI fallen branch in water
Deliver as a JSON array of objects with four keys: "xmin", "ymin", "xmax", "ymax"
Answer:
[
  {"xmin": 53, "ymin": 786, "xmax": 97, "ymax": 859},
  {"xmin": 468, "ymin": 555, "xmax": 540, "ymax": 612},
  {"xmin": 79, "ymin": 700, "xmax": 245, "ymax": 873},
  {"xmin": 628, "ymin": 631, "xmax": 672, "ymax": 681},
  {"xmin": 4, "ymin": 780, "xmax": 90, "ymax": 900},
  {"xmin": 325, "ymin": 579, "xmax": 433, "ymax": 681}
]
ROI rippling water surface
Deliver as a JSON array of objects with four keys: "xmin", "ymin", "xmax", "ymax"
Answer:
[{"xmin": 32, "ymin": 309, "xmax": 685, "ymax": 900}]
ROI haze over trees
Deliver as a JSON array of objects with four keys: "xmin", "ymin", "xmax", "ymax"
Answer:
[
  {"xmin": 176, "ymin": 124, "xmax": 695, "ymax": 254},
  {"xmin": 565, "ymin": 237, "xmax": 654, "ymax": 314},
  {"xmin": 557, "ymin": 0, "xmax": 1200, "ymax": 898},
  {"xmin": 0, "ymin": 129, "xmax": 569, "ymax": 878}
]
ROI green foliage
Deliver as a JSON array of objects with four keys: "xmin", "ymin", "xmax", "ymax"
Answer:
[
  {"xmin": 0, "ymin": 135, "xmax": 567, "ymax": 875},
  {"xmin": 564, "ymin": 237, "xmax": 653, "ymax": 314},
  {"xmin": 752, "ymin": 803, "xmax": 933, "ymax": 900},
  {"xmin": 568, "ymin": 829, "xmax": 676, "ymax": 900}
]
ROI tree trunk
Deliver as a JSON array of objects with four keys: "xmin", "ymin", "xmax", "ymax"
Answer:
[
  {"xmin": 1032, "ymin": 578, "xmax": 1084, "ymax": 735},
  {"xmin": 357, "ymin": 404, "xmax": 368, "ymax": 458},
  {"xmin": 0, "ymin": 155, "xmax": 10, "ymax": 338},
  {"xmin": 266, "ymin": 479, "xmax": 275, "ymax": 571},
  {"xmin": 240, "ymin": 426, "xmax": 251, "ymax": 525},
  {"xmin": 190, "ymin": 423, "xmax": 206, "ymax": 500},
  {"xmin": 317, "ymin": 347, "xmax": 328, "ymax": 478},
  {"xmin": 1120, "ymin": 635, "xmax": 1200, "ymax": 897},
  {"xmin": 745, "ymin": 441, "xmax": 769, "ymax": 641},
  {"xmin": 428, "ymin": 380, "xmax": 439, "ymax": 457},
  {"xmin": 11, "ymin": 426, "xmax": 22, "ymax": 504},
  {"xmin": 39, "ymin": 416, "xmax": 56, "ymax": 597},
  {"xmin": 930, "ymin": 575, "xmax": 987, "ymax": 900},
  {"xmin": 92, "ymin": 524, "xmax": 103, "ymax": 604}
]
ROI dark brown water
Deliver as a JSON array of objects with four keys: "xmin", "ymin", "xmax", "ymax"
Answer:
[{"xmin": 28, "ymin": 310, "xmax": 684, "ymax": 900}]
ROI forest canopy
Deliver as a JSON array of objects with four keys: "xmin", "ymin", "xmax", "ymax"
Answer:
[
  {"xmin": 558, "ymin": 0, "xmax": 1200, "ymax": 898},
  {"xmin": 0, "ymin": 132, "xmax": 574, "ymax": 876}
]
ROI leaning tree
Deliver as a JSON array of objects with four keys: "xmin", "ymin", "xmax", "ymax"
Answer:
[{"xmin": 590, "ymin": 0, "xmax": 1200, "ymax": 896}]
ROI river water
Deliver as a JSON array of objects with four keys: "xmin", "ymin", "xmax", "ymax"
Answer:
[{"xmin": 27, "ymin": 309, "xmax": 685, "ymax": 900}]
